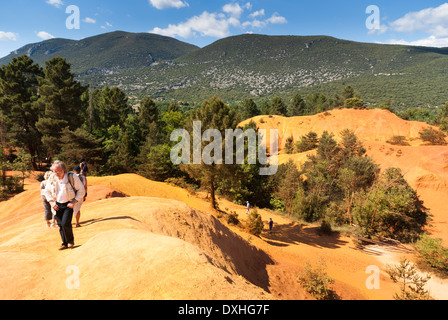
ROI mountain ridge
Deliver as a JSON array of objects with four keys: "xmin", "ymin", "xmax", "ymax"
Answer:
[{"xmin": 1, "ymin": 31, "xmax": 448, "ymax": 108}]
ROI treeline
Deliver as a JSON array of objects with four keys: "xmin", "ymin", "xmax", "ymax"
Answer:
[{"xmin": 238, "ymin": 85, "xmax": 366, "ymax": 119}]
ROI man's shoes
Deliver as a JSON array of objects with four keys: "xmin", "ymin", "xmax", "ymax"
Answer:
[
  {"xmin": 67, "ymin": 243, "xmax": 74, "ymax": 248},
  {"xmin": 58, "ymin": 245, "xmax": 68, "ymax": 250}
]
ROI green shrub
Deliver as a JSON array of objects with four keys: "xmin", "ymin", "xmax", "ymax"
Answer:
[
  {"xmin": 419, "ymin": 127, "xmax": 447, "ymax": 145},
  {"xmin": 387, "ymin": 136, "xmax": 410, "ymax": 146},
  {"xmin": 247, "ymin": 208, "xmax": 264, "ymax": 237},
  {"xmin": 386, "ymin": 258, "xmax": 432, "ymax": 300},
  {"xmin": 414, "ymin": 235, "xmax": 448, "ymax": 274},
  {"xmin": 298, "ymin": 259, "xmax": 338, "ymax": 300}
]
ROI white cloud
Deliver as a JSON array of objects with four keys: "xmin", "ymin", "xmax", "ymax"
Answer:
[
  {"xmin": 384, "ymin": 36, "xmax": 448, "ymax": 48},
  {"xmin": 83, "ymin": 17, "xmax": 96, "ymax": 24},
  {"xmin": 101, "ymin": 22, "xmax": 113, "ymax": 29},
  {"xmin": 381, "ymin": 3, "xmax": 448, "ymax": 48},
  {"xmin": 0, "ymin": 31, "xmax": 17, "ymax": 41},
  {"xmin": 223, "ymin": 3, "xmax": 244, "ymax": 18},
  {"xmin": 46, "ymin": 0, "xmax": 63, "ymax": 8},
  {"xmin": 249, "ymin": 9, "xmax": 265, "ymax": 18},
  {"xmin": 150, "ymin": 2, "xmax": 287, "ymax": 40},
  {"xmin": 149, "ymin": 0, "xmax": 188, "ymax": 10},
  {"xmin": 151, "ymin": 11, "xmax": 232, "ymax": 38},
  {"xmin": 368, "ymin": 23, "xmax": 388, "ymax": 35},
  {"xmin": 390, "ymin": 3, "xmax": 448, "ymax": 37},
  {"xmin": 266, "ymin": 12, "xmax": 287, "ymax": 24},
  {"xmin": 242, "ymin": 12, "xmax": 287, "ymax": 29},
  {"xmin": 37, "ymin": 31, "xmax": 55, "ymax": 40}
]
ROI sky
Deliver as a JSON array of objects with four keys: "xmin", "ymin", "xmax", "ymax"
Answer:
[{"xmin": 1, "ymin": 0, "xmax": 448, "ymax": 58}]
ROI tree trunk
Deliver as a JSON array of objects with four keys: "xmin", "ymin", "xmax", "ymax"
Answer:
[{"xmin": 210, "ymin": 175, "xmax": 217, "ymax": 209}]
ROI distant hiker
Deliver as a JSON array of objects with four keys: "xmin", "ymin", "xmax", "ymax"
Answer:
[
  {"xmin": 79, "ymin": 158, "xmax": 88, "ymax": 177},
  {"xmin": 73, "ymin": 165, "xmax": 87, "ymax": 228},
  {"xmin": 269, "ymin": 218, "xmax": 274, "ymax": 233},
  {"xmin": 246, "ymin": 201, "xmax": 250, "ymax": 215},
  {"xmin": 45, "ymin": 160, "xmax": 85, "ymax": 250},
  {"xmin": 41, "ymin": 171, "xmax": 56, "ymax": 228}
]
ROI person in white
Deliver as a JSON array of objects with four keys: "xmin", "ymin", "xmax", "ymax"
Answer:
[
  {"xmin": 45, "ymin": 160, "xmax": 85, "ymax": 250},
  {"xmin": 72, "ymin": 165, "xmax": 87, "ymax": 228}
]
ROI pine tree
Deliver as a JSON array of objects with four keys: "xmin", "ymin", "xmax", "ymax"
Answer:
[
  {"xmin": 386, "ymin": 258, "xmax": 432, "ymax": 300},
  {"xmin": 96, "ymin": 86, "xmax": 130, "ymax": 132},
  {"xmin": 35, "ymin": 57, "xmax": 86, "ymax": 160},
  {"xmin": 138, "ymin": 96, "xmax": 159, "ymax": 137},
  {"xmin": 0, "ymin": 55, "xmax": 44, "ymax": 169},
  {"xmin": 270, "ymin": 96, "xmax": 287, "ymax": 116},
  {"xmin": 58, "ymin": 127, "xmax": 104, "ymax": 170},
  {"xmin": 182, "ymin": 96, "xmax": 239, "ymax": 209},
  {"xmin": 242, "ymin": 98, "xmax": 259, "ymax": 119},
  {"xmin": 288, "ymin": 94, "xmax": 306, "ymax": 116}
]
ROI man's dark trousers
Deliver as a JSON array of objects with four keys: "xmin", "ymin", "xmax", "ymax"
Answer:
[{"xmin": 55, "ymin": 202, "xmax": 74, "ymax": 246}]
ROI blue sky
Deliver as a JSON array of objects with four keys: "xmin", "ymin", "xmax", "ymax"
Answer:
[{"xmin": 1, "ymin": 0, "xmax": 448, "ymax": 58}]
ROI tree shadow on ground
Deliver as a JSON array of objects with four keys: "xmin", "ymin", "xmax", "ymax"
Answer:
[
  {"xmin": 262, "ymin": 222, "xmax": 349, "ymax": 249},
  {"xmin": 80, "ymin": 216, "xmax": 140, "ymax": 226}
]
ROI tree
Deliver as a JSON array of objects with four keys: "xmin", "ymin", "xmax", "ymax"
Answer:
[
  {"xmin": 0, "ymin": 55, "xmax": 44, "ymax": 169},
  {"xmin": 344, "ymin": 97, "xmax": 365, "ymax": 109},
  {"xmin": 288, "ymin": 94, "xmax": 306, "ymax": 116},
  {"xmin": 386, "ymin": 258, "xmax": 432, "ymax": 300},
  {"xmin": 285, "ymin": 136, "xmax": 294, "ymax": 154},
  {"xmin": 102, "ymin": 125, "xmax": 134, "ymax": 174},
  {"xmin": 270, "ymin": 96, "xmax": 287, "ymax": 116},
  {"xmin": 138, "ymin": 96, "xmax": 159, "ymax": 137},
  {"xmin": 342, "ymin": 85, "xmax": 356, "ymax": 100},
  {"xmin": 11, "ymin": 149, "xmax": 32, "ymax": 190},
  {"xmin": 242, "ymin": 98, "xmax": 259, "ymax": 119},
  {"xmin": 294, "ymin": 131, "xmax": 319, "ymax": 153},
  {"xmin": 138, "ymin": 144, "xmax": 181, "ymax": 182},
  {"xmin": 95, "ymin": 86, "xmax": 131, "ymax": 133},
  {"xmin": 353, "ymin": 168, "xmax": 428, "ymax": 242},
  {"xmin": 306, "ymin": 93, "xmax": 329, "ymax": 114},
  {"xmin": 435, "ymin": 101, "xmax": 448, "ymax": 132},
  {"xmin": 35, "ymin": 57, "xmax": 87, "ymax": 160},
  {"xmin": 58, "ymin": 127, "xmax": 104, "ymax": 171},
  {"xmin": 275, "ymin": 159, "xmax": 301, "ymax": 215},
  {"xmin": 181, "ymin": 96, "xmax": 239, "ymax": 209}
]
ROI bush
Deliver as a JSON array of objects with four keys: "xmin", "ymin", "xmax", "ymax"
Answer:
[
  {"xmin": 298, "ymin": 259, "xmax": 338, "ymax": 300},
  {"xmin": 419, "ymin": 127, "xmax": 447, "ymax": 145},
  {"xmin": 414, "ymin": 235, "xmax": 448, "ymax": 274},
  {"xmin": 387, "ymin": 136, "xmax": 410, "ymax": 146},
  {"xmin": 226, "ymin": 211, "xmax": 240, "ymax": 226},
  {"xmin": 325, "ymin": 202, "xmax": 348, "ymax": 226},
  {"xmin": 319, "ymin": 219, "xmax": 333, "ymax": 235},
  {"xmin": 247, "ymin": 208, "xmax": 264, "ymax": 237}
]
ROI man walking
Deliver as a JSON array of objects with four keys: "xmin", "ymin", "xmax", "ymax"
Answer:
[{"xmin": 45, "ymin": 160, "xmax": 85, "ymax": 250}]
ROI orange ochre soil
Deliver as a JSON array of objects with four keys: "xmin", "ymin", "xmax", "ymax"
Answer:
[{"xmin": 1, "ymin": 109, "xmax": 448, "ymax": 300}]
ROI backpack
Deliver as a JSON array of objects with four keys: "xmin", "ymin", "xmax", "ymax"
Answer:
[{"xmin": 67, "ymin": 172, "xmax": 80, "ymax": 193}]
